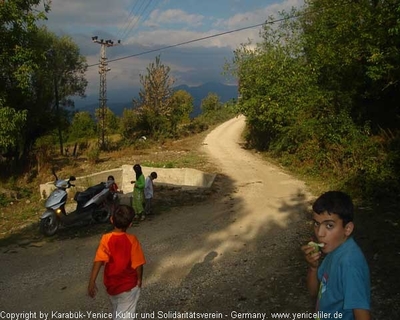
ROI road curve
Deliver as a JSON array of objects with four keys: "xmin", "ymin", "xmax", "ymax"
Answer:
[{"xmin": 0, "ymin": 116, "xmax": 313, "ymax": 315}]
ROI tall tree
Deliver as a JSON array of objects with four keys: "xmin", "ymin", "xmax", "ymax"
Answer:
[
  {"xmin": 0, "ymin": 2, "xmax": 88, "ymax": 173},
  {"xmin": 134, "ymin": 55, "xmax": 175, "ymax": 137},
  {"xmin": 35, "ymin": 28, "xmax": 87, "ymax": 155},
  {"xmin": 0, "ymin": 0, "xmax": 50, "ymax": 167}
]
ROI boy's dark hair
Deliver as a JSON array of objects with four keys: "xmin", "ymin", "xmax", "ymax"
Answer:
[
  {"xmin": 112, "ymin": 205, "xmax": 135, "ymax": 230},
  {"xmin": 150, "ymin": 172, "xmax": 157, "ymax": 179},
  {"xmin": 312, "ymin": 191, "xmax": 354, "ymax": 226},
  {"xmin": 107, "ymin": 175, "xmax": 114, "ymax": 181}
]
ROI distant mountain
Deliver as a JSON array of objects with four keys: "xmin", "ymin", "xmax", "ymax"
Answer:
[
  {"xmin": 74, "ymin": 82, "xmax": 238, "ymax": 117},
  {"xmin": 73, "ymin": 87, "xmax": 137, "ymax": 116}
]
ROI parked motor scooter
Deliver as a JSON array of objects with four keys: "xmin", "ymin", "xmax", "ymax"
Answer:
[{"xmin": 40, "ymin": 170, "xmax": 116, "ymax": 236}]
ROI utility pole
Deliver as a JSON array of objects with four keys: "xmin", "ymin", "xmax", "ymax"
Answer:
[{"xmin": 92, "ymin": 36, "xmax": 120, "ymax": 149}]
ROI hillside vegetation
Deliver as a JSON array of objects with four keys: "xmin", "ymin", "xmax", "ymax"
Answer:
[{"xmin": 226, "ymin": 0, "xmax": 400, "ymax": 206}]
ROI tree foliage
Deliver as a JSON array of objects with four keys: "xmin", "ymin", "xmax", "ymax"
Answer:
[
  {"xmin": 134, "ymin": 55, "xmax": 175, "ymax": 137},
  {"xmin": 120, "ymin": 108, "xmax": 141, "ymax": 141},
  {"xmin": 0, "ymin": 1, "xmax": 87, "ymax": 173},
  {"xmin": 228, "ymin": 0, "xmax": 400, "ymax": 201},
  {"xmin": 0, "ymin": 105, "xmax": 27, "ymax": 151},
  {"xmin": 125, "ymin": 56, "xmax": 194, "ymax": 139},
  {"xmin": 0, "ymin": 0, "xmax": 51, "ymax": 93},
  {"xmin": 68, "ymin": 111, "xmax": 96, "ymax": 142},
  {"xmin": 169, "ymin": 90, "xmax": 193, "ymax": 134},
  {"xmin": 0, "ymin": 0, "xmax": 49, "ymax": 161},
  {"xmin": 32, "ymin": 28, "xmax": 88, "ymax": 155},
  {"xmin": 201, "ymin": 93, "xmax": 222, "ymax": 114}
]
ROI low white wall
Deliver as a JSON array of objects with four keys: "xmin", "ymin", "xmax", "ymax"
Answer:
[
  {"xmin": 39, "ymin": 165, "xmax": 216, "ymax": 199},
  {"xmin": 39, "ymin": 168, "xmax": 122, "ymax": 199}
]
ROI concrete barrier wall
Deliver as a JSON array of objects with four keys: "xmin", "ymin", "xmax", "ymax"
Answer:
[
  {"xmin": 39, "ymin": 165, "xmax": 216, "ymax": 199},
  {"xmin": 120, "ymin": 165, "xmax": 216, "ymax": 194},
  {"xmin": 39, "ymin": 168, "xmax": 123, "ymax": 199}
]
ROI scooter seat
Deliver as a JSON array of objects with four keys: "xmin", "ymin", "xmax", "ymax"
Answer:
[{"xmin": 74, "ymin": 183, "xmax": 105, "ymax": 204}]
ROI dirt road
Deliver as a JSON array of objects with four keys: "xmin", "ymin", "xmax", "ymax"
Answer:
[{"xmin": 0, "ymin": 116, "xmax": 316, "ymax": 317}]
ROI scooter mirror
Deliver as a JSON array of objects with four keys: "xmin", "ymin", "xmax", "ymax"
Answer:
[{"xmin": 69, "ymin": 176, "xmax": 76, "ymax": 181}]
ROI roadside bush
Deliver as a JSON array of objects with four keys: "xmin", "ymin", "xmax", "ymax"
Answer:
[
  {"xmin": 86, "ymin": 146, "xmax": 100, "ymax": 164},
  {"xmin": 182, "ymin": 118, "xmax": 209, "ymax": 135},
  {"xmin": 0, "ymin": 193, "xmax": 8, "ymax": 206},
  {"xmin": 34, "ymin": 134, "xmax": 58, "ymax": 173}
]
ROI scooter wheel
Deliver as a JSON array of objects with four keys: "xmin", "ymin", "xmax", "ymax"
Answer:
[
  {"xmin": 92, "ymin": 208, "xmax": 111, "ymax": 223},
  {"xmin": 40, "ymin": 215, "xmax": 59, "ymax": 236}
]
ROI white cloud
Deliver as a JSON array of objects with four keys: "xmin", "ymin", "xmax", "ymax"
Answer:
[
  {"xmin": 124, "ymin": 27, "xmax": 262, "ymax": 50},
  {"xmin": 46, "ymin": 0, "xmax": 130, "ymax": 28},
  {"xmin": 123, "ymin": 0, "xmax": 304, "ymax": 51},
  {"xmin": 215, "ymin": 0, "xmax": 303, "ymax": 29},
  {"xmin": 145, "ymin": 9, "xmax": 204, "ymax": 27}
]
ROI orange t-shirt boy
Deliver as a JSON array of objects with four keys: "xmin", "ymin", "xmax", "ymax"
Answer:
[{"xmin": 88, "ymin": 205, "xmax": 146, "ymax": 298}]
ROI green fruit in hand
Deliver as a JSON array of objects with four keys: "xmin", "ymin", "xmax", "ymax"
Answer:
[{"xmin": 308, "ymin": 241, "xmax": 324, "ymax": 254}]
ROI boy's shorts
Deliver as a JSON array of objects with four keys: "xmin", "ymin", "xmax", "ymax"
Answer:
[{"xmin": 109, "ymin": 286, "xmax": 141, "ymax": 320}]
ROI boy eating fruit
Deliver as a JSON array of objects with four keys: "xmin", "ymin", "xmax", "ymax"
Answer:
[{"xmin": 301, "ymin": 191, "xmax": 371, "ymax": 320}]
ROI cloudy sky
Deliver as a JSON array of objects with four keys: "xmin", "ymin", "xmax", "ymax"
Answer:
[{"xmin": 43, "ymin": 0, "xmax": 304, "ymax": 103}]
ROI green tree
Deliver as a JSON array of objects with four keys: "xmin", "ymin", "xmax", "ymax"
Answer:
[
  {"xmin": 0, "ymin": 0, "xmax": 51, "ymax": 93},
  {"xmin": 0, "ymin": 105, "xmax": 28, "ymax": 154},
  {"xmin": 68, "ymin": 112, "xmax": 96, "ymax": 142},
  {"xmin": 0, "ymin": 2, "xmax": 87, "ymax": 173},
  {"xmin": 169, "ymin": 90, "xmax": 193, "ymax": 135},
  {"xmin": 120, "ymin": 108, "xmax": 141, "ymax": 141},
  {"xmin": 0, "ymin": 0, "xmax": 50, "ymax": 170},
  {"xmin": 301, "ymin": 0, "xmax": 400, "ymax": 130},
  {"xmin": 134, "ymin": 55, "xmax": 175, "ymax": 138},
  {"xmin": 35, "ymin": 28, "xmax": 88, "ymax": 155},
  {"xmin": 200, "ymin": 93, "xmax": 222, "ymax": 114}
]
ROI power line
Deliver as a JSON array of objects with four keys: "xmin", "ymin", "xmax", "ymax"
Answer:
[
  {"xmin": 125, "ymin": 0, "xmax": 158, "ymax": 40},
  {"xmin": 117, "ymin": 0, "xmax": 141, "ymax": 40},
  {"xmin": 120, "ymin": 0, "xmax": 147, "ymax": 41},
  {"xmin": 117, "ymin": 1, "xmax": 138, "ymax": 39},
  {"xmin": 87, "ymin": 15, "xmax": 293, "ymax": 68},
  {"xmin": 121, "ymin": 0, "xmax": 156, "ymax": 42}
]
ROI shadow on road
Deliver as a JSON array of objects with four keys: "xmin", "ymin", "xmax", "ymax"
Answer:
[{"xmin": 137, "ymin": 173, "xmax": 315, "ymax": 314}]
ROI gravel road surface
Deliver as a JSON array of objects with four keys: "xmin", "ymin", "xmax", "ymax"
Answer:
[{"xmin": 0, "ymin": 116, "xmax": 316, "ymax": 319}]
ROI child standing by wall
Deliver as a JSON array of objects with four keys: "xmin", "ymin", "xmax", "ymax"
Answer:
[
  {"xmin": 144, "ymin": 172, "xmax": 157, "ymax": 217},
  {"xmin": 107, "ymin": 175, "xmax": 119, "ymax": 193}
]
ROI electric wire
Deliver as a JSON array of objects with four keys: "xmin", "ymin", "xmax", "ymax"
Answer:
[
  {"xmin": 116, "ymin": 0, "xmax": 141, "ymax": 40},
  {"xmin": 118, "ymin": 0, "xmax": 145, "ymax": 41},
  {"xmin": 87, "ymin": 15, "xmax": 293, "ymax": 68},
  {"xmin": 126, "ymin": 0, "xmax": 158, "ymax": 39},
  {"xmin": 121, "ymin": 0, "xmax": 156, "ymax": 42},
  {"xmin": 120, "ymin": 0, "xmax": 147, "ymax": 42}
]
